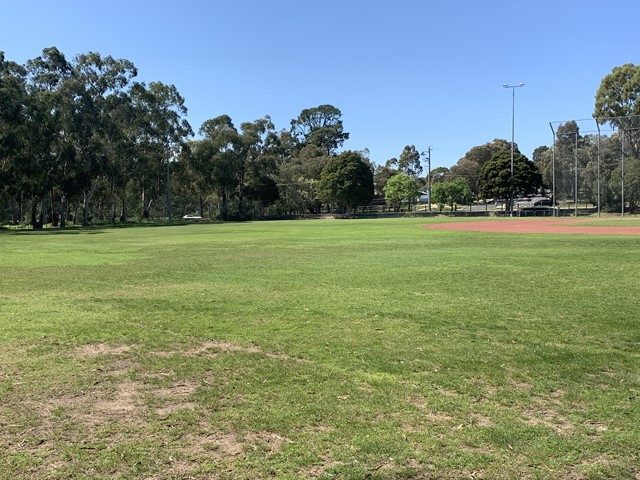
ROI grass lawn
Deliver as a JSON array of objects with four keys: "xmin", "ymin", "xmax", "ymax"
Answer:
[{"xmin": 1, "ymin": 217, "xmax": 639, "ymax": 479}]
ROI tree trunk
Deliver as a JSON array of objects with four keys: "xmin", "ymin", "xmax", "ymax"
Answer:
[
  {"xmin": 83, "ymin": 191, "xmax": 90, "ymax": 226},
  {"xmin": 120, "ymin": 193, "xmax": 127, "ymax": 222},
  {"xmin": 219, "ymin": 191, "xmax": 229, "ymax": 221},
  {"xmin": 30, "ymin": 201, "xmax": 39, "ymax": 229},
  {"xmin": 82, "ymin": 180, "xmax": 99, "ymax": 226},
  {"xmin": 30, "ymin": 200, "xmax": 45, "ymax": 230},
  {"xmin": 9, "ymin": 198, "xmax": 19, "ymax": 225},
  {"xmin": 60, "ymin": 194, "xmax": 67, "ymax": 229},
  {"xmin": 141, "ymin": 188, "xmax": 150, "ymax": 219},
  {"xmin": 50, "ymin": 190, "xmax": 59, "ymax": 227}
]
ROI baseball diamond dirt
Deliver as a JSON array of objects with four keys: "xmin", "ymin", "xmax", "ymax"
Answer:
[{"xmin": 422, "ymin": 218, "xmax": 640, "ymax": 235}]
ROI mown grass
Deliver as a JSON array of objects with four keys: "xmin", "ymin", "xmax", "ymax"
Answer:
[{"xmin": 1, "ymin": 217, "xmax": 639, "ymax": 479}]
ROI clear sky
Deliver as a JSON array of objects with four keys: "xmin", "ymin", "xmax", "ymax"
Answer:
[{"xmin": 2, "ymin": 0, "xmax": 639, "ymax": 169}]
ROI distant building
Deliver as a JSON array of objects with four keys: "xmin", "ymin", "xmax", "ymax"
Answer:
[{"xmin": 417, "ymin": 191, "xmax": 430, "ymax": 204}]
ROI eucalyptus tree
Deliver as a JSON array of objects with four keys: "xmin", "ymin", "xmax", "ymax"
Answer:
[
  {"xmin": 397, "ymin": 145, "xmax": 423, "ymax": 178},
  {"xmin": 0, "ymin": 53, "xmax": 29, "ymax": 224},
  {"xmin": 290, "ymin": 104, "xmax": 349, "ymax": 156},
  {"xmin": 373, "ymin": 160, "xmax": 398, "ymax": 198},
  {"xmin": 276, "ymin": 144, "xmax": 328, "ymax": 214},
  {"xmin": 594, "ymin": 63, "xmax": 640, "ymax": 159},
  {"xmin": 102, "ymin": 89, "xmax": 138, "ymax": 222},
  {"xmin": 129, "ymin": 81, "xmax": 192, "ymax": 221},
  {"xmin": 22, "ymin": 47, "xmax": 77, "ymax": 228},
  {"xmin": 609, "ymin": 157, "xmax": 640, "ymax": 213},
  {"xmin": 27, "ymin": 50, "xmax": 140, "ymax": 226},
  {"xmin": 237, "ymin": 116, "xmax": 278, "ymax": 216},
  {"xmin": 195, "ymin": 115, "xmax": 242, "ymax": 220}
]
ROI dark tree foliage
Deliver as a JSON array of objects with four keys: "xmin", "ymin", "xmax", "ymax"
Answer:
[
  {"xmin": 317, "ymin": 150, "xmax": 374, "ymax": 212},
  {"xmin": 594, "ymin": 63, "xmax": 640, "ymax": 158},
  {"xmin": 397, "ymin": 145, "xmax": 422, "ymax": 178},
  {"xmin": 290, "ymin": 104, "xmax": 349, "ymax": 156},
  {"xmin": 477, "ymin": 149, "xmax": 543, "ymax": 204},
  {"xmin": 450, "ymin": 139, "xmax": 512, "ymax": 195},
  {"xmin": 0, "ymin": 47, "xmax": 192, "ymax": 228}
]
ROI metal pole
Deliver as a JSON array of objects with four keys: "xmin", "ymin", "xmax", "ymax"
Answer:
[
  {"xmin": 621, "ymin": 129, "xmax": 625, "ymax": 217},
  {"xmin": 504, "ymin": 83, "xmax": 524, "ymax": 217},
  {"xmin": 549, "ymin": 123, "xmax": 556, "ymax": 217},
  {"xmin": 511, "ymin": 87, "xmax": 515, "ymax": 217},
  {"xmin": 596, "ymin": 119, "xmax": 601, "ymax": 217},
  {"xmin": 574, "ymin": 132, "xmax": 578, "ymax": 217},
  {"xmin": 427, "ymin": 147, "xmax": 432, "ymax": 212},
  {"xmin": 166, "ymin": 158, "xmax": 172, "ymax": 224}
]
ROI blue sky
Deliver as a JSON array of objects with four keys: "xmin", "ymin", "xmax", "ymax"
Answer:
[{"xmin": 2, "ymin": 0, "xmax": 639, "ymax": 168}]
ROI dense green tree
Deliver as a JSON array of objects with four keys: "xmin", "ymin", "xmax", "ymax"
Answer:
[
  {"xmin": 0, "ymin": 48, "xmax": 198, "ymax": 227},
  {"xmin": 0, "ymin": 52, "xmax": 29, "ymax": 224},
  {"xmin": 237, "ymin": 116, "xmax": 278, "ymax": 216},
  {"xmin": 277, "ymin": 144, "xmax": 328, "ymax": 214},
  {"xmin": 317, "ymin": 150, "xmax": 374, "ymax": 212},
  {"xmin": 397, "ymin": 145, "xmax": 423, "ymax": 178},
  {"xmin": 594, "ymin": 63, "xmax": 640, "ymax": 158},
  {"xmin": 290, "ymin": 104, "xmax": 349, "ymax": 156},
  {"xmin": 431, "ymin": 178, "xmax": 473, "ymax": 212},
  {"xmin": 429, "ymin": 166, "xmax": 451, "ymax": 185},
  {"xmin": 451, "ymin": 139, "xmax": 512, "ymax": 195},
  {"xmin": 608, "ymin": 156, "xmax": 640, "ymax": 213},
  {"xmin": 383, "ymin": 173, "xmax": 420, "ymax": 211},
  {"xmin": 194, "ymin": 115, "xmax": 241, "ymax": 220},
  {"xmin": 477, "ymin": 149, "xmax": 543, "ymax": 207},
  {"xmin": 373, "ymin": 161, "xmax": 397, "ymax": 197}
]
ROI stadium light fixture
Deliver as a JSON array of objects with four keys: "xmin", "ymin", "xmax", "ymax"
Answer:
[{"xmin": 503, "ymin": 83, "xmax": 525, "ymax": 217}]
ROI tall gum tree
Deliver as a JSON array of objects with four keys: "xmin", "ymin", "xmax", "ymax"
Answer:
[
  {"xmin": 0, "ymin": 53, "xmax": 29, "ymax": 224},
  {"xmin": 290, "ymin": 104, "xmax": 349, "ymax": 156},
  {"xmin": 594, "ymin": 63, "xmax": 640, "ymax": 158}
]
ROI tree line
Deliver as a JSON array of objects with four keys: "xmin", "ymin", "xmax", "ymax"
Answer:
[
  {"xmin": 0, "ymin": 48, "xmax": 376, "ymax": 228},
  {"xmin": 2, "ymin": 47, "xmax": 639, "ymax": 227}
]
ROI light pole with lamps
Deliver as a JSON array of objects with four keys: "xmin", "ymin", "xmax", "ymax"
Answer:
[{"xmin": 503, "ymin": 83, "xmax": 525, "ymax": 216}]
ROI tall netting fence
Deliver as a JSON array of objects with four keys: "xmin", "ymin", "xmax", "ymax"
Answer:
[{"xmin": 548, "ymin": 116, "xmax": 640, "ymax": 216}]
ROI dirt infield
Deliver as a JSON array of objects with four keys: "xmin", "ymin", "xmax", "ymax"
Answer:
[{"xmin": 422, "ymin": 218, "xmax": 640, "ymax": 235}]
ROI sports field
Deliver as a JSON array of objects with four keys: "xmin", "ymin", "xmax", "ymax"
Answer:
[{"xmin": 1, "ymin": 217, "xmax": 639, "ymax": 479}]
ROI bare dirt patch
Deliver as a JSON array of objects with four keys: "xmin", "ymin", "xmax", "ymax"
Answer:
[
  {"xmin": 521, "ymin": 405, "xmax": 574, "ymax": 434},
  {"xmin": 74, "ymin": 343, "xmax": 135, "ymax": 358},
  {"xmin": 154, "ymin": 380, "xmax": 199, "ymax": 417},
  {"xmin": 150, "ymin": 339, "xmax": 302, "ymax": 362},
  {"xmin": 180, "ymin": 428, "xmax": 291, "ymax": 459},
  {"xmin": 422, "ymin": 218, "xmax": 640, "ymax": 235},
  {"xmin": 471, "ymin": 414, "xmax": 494, "ymax": 427}
]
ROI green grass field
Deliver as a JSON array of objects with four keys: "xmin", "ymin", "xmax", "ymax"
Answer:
[{"xmin": 1, "ymin": 218, "xmax": 639, "ymax": 479}]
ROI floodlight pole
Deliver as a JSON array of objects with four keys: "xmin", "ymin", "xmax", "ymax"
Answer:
[
  {"xmin": 166, "ymin": 158, "xmax": 172, "ymax": 224},
  {"xmin": 549, "ymin": 123, "xmax": 557, "ymax": 217},
  {"xmin": 621, "ymin": 129, "xmax": 625, "ymax": 217},
  {"xmin": 574, "ymin": 132, "xmax": 578, "ymax": 217},
  {"xmin": 504, "ymin": 83, "xmax": 525, "ymax": 217},
  {"xmin": 426, "ymin": 147, "xmax": 432, "ymax": 212},
  {"xmin": 596, "ymin": 119, "xmax": 601, "ymax": 218}
]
